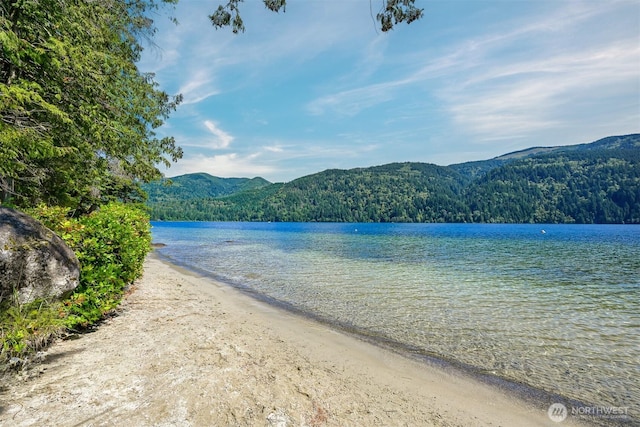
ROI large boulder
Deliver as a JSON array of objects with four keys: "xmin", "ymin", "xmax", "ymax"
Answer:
[{"xmin": 0, "ymin": 207, "xmax": 80, "ymax": 304}]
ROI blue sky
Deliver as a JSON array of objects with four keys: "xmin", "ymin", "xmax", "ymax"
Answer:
[{"xmin": 139, "ymin": 0, "xmax": 640, "ymax": 183}]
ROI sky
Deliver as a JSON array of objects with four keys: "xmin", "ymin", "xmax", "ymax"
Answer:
[{"xmin": 139, "ymin": 0, "xmax": 640, "ymax": 183}]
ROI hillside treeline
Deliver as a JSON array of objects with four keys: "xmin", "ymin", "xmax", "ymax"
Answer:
[{"xmin": 147, "ymin": 136, "xmax": 640, "ymax": 224}]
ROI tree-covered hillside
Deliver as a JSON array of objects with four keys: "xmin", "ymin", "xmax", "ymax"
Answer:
[
  {"xmin": 465, "ymin": 149, "xmax": 640, "ymax": 223},
  {"xmin": 143, "ymin": 173, "xmax": 270, "ymax": 202},
  {"xmin": 147, "ymin": 163, "xmax": 469, "ymax": 222},
  {"xmin": 147, "ymin": 134, "xmax": 640, "ymax": 224},
  {"xmin": 245, "ymin": 163, "xmax": 471, "ymax": 223},
  {"xmin": 492, "ymin": 134, "xmax": 640, "ymax": 160}
]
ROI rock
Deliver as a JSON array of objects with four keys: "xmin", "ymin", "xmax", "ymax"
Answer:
[
  {"xmin": 0, "ymin": 207, "xmax": 80, "ymax": 304},
  {"xmin": 266, "ymin": 411, "xmax": 289, "ymax": 427}
]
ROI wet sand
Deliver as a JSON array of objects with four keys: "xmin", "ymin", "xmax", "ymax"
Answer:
[{"xmin": 0, "ymin": 253, "xmax": 588, "ymax": 426}]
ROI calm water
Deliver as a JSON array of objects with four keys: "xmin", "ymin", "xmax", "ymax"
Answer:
[{"xmin": 151, "ymin": 222, "xmax": 640, "ymax": 412}]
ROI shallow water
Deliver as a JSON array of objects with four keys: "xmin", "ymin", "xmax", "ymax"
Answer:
[{"xmin": 151, "ymin": 222, "xmax": 640, "ymax": 412}]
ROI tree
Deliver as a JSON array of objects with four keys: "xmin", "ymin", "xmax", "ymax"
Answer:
[
  {"xmin": 1, "ymin": 0, "xmax": 182, "ymax": 210},
  {"xmin": 1, "ymin": 0, "xmax": 422, "ymax": 210},
  {"xmin": 210, "ymin": 0, "xmax": 424, "ymax": 33}
]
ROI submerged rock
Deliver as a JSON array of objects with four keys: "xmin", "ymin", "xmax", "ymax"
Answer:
[{"xmin": 0, "ymin": 207, "xmax": 80, "ymax": 304}]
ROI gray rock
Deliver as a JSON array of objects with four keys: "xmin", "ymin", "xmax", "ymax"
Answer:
[
  {"xmin": 0, "ymin": 207, "xmax": 80, "ymax": 304},
  {"xmin": 266, "ymin": 411, "xmax": 289, "ymax": 427}
]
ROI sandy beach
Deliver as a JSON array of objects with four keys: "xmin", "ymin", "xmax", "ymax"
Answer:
[{"xmin": 0, "ymin": 253, "xmax": 587, "ymax": 426}]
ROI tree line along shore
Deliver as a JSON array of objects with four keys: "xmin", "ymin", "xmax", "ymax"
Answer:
[{"xmin": 145, "ymin": 134, "xmax": 640, "ymax": 224}]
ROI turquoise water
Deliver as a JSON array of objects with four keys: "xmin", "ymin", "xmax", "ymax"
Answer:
[{"xmin": 151, "ymin": 222, "xmax": 640, "ymax": 412}]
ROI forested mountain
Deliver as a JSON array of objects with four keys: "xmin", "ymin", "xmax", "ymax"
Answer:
[
  {"xmin": 234, "ymin": 163, "xmax": 472, "ymax": 223},
  {"xmin": 142, "ymin": 173, "xmax": 271, "ymax": 202},
  {"xmin": 493, "ymin": 134, "xmax": 640, "ymax": 160},
  {"xmin": 465, "ymin": 148, "xmax": 640, "ymax": 223},
  {"xmin": 147, "ymin": 134, "xmax": 640, "ymax": 224}
]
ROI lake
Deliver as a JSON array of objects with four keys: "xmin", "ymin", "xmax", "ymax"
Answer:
[{"xmin": 151, "ymin": 222, "xmax": 639, "ymax": 414}]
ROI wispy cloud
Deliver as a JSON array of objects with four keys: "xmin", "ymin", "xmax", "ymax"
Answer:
[
  {"xmin": 446, "ymin": 40, "xmax": 640, "ymax": 140},
  {"xmin": 203, "ymin": 120, "xmax": 234, "ymax": 149},
  {"xmin": 145, "ymin": 0, "xmax": 639, "ymax": 181},
  {"xmin": 164, "ymin": 152, "xmax": 275, "ymax": 179},
  {"xmin": 263, "ymin": 145, "xmax": 284, "ymax": 153},
  {"xmin": 307, "ymin": 0, "xmax": 639, "ymax": 142},
  {"xmin": 147, "ymin": 1, "xmax": 374, "ymax": 95},
  {"xmin": 307, "ymin": 80, "xmax": 401, "ymax": 116},
  {"xmin": 177, "ymin": 70, "xmax": 220, "ymax": 105},
  {"xmin": 440, "ymin": 8, "xmax": 640, "ymax": 142}
]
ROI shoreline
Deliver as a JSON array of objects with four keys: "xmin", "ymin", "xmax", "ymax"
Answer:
[
  {"xmin": 153, "ymin": 251, "xmax": 614, "ymax": 419},
  {"xmin": 1, "ymin": 253, "xmax": 592, "ymax": 426}
]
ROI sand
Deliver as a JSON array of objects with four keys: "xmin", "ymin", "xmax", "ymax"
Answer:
[{"xmin": 0, "ymin": 253, "xmax": 588, "ymax": 426}]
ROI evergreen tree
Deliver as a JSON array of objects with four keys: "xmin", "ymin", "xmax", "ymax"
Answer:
[{"xmin": 1, "ymin": 0, "xmax": 182, "ymax": 210}]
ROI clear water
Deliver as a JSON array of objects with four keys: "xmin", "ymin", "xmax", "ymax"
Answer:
[{"xmin": 151, "ymin": 222, "xmax": 640, "ymax": 411}]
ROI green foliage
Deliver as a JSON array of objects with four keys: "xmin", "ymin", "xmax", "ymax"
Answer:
[
  {"xmin": 76, "ymin": 203, "xmax": 151, "ymax": 287},
  {"xmin": 210, "ymin": 0, "xmax": 246, "ymax": 34},
  {"xmin": 0, "ymin": 298, "xmax": 64, "ymax": 369},
  {"xmin": 58, "ymin": 203, "xmax": 151, "ymax": 328},
  {"xmin": 0, "ymin": 0, "xmax": 182, "ymax": 211},
  {"xmin": 1, "ymin": 0, "xmax": 168, "ymax": 370},
  {"xmin": 209, "ymin": 0, "xmax": 423, "ymax": 33},
  {"xmin": 377, "ymin": 0, "xmax": 424, "ymax": 32},
  {"xmin": 142, "ymin": 173, "xmax": 271, "ymax": 203},
  {"xmin": 146, "ymin": 134, "xmax": 640, "ymax": 224},
  {"xmin": 1, "ymin": 202, "xmax": 152, "ymax": 367},
  {"xmin": 465, "ymin": 149, "xmax": 640, "ymax": 223}
]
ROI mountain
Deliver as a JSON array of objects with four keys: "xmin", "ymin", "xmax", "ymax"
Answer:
[
  {"xmin": 142, "ymin": 173, "xmax": 271, "ymax": 203},
  {"xmin": 145, "ymin": 134, "xmax": 640, "ymax": 224},
  {"xmin": 241, "ymin": 163, "xmax": 472, "ymax": 222},
  {"xmin": 493, "ymin": 134, "xmax": 640, "ymax": 160},
  {"xmin": 465, "ymin": 147, "xmax": 640, "ymax": 223}
]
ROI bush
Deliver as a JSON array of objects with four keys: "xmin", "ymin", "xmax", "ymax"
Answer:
[
  {"xmin": 64, "ymin": 203, "xmax": 151, "ymax": 328},
  {"xmin": 0, "ymin": 298, "xmax": 64, "ymax": 370},
  {"xmin": 1, "ymin": 202, "xmax": 151, "ymax": 367}
]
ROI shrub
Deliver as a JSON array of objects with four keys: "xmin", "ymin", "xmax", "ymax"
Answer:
[
  {"xmin": 0, "ymin": 297, "xmax": 64, "ymax": 370},
  {"xmin": 64, "ymin": 203, "xmax": 151, "ymax": 328},
  {"xmin": 1, "ymin": 202, "xmax": 151, "ymax": 368}
]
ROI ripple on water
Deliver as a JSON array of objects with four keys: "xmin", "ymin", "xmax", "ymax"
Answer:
[{"xmin": 152, "ymin": 222, "xmax": 640, "ymax": 412}]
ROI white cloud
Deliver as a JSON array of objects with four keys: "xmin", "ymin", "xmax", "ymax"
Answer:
[
  {"xmin": 306, "ymin": 0, "xmax": 640, "ymax": 140},
  {"xmin": 178, "ymin": 70, "xmax": 220, "ymax": 105},
  {"xmin": 147, "ymin": 0, "xmax": 639, "ymax": 181},
  {"xmin": 307, "ymin": 81, "xmax": 399, "ymax": 116},
  {"xmin": 204, "ymin": 120, "xmax": 234, "ymax": 149},
  {"xmin": 165, "ymin": 152, "xmax": 275, "ymax": 179},
  {"xmin": 263, "ymin": 145, "xmax": 284, "ymax": 153},
  {"xmin": 442, "ymin": 36, "xmax": 640, "ymax": 142},
  {"xmin": 146, "ymin": 0, "xmax": 373, "ymax": 97}
]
